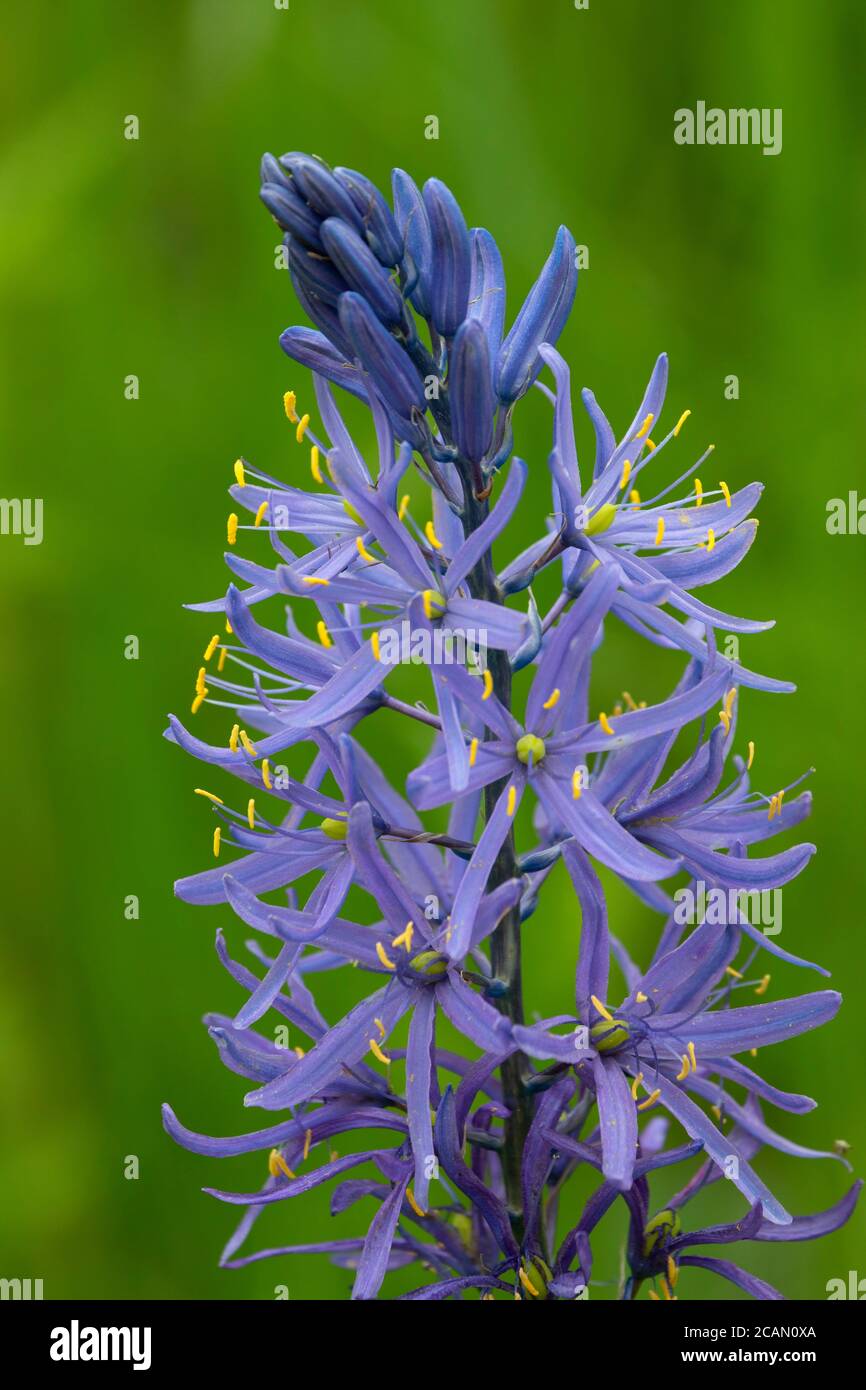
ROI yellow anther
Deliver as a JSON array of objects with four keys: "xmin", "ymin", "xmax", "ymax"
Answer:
[
  {"xmin": 234, "ymin": 459, "xmax": 246, "ymax": 487},
  {"xmin": 591, "ymin": 995, "xmax": 613, "ymax": 1023},
  {"xmin": 637, "ymin": 1088, "xmax": 661, "ymax": 1111},
  {"xmin": 620, "ymin": 459, "xmax": 632, "ymax": 490},
  {"xmin": 262, "ymin": 759, "xmax": 272, "ymax": 790},
  {"xmin": 726, "ymin": 966, "xmax": 744, "ymax": 980},
  {"xmin": 755, "ymin": 973, "xmax": 771, "ymax": 997},
  {"xmin": 225, "ymin": 619, "xmax": 233, "ymax": 634},
  {"xmin": 195, "ymin": 788, "xmax": 223, "ymax": 805},
  {"xmin": 392, "ymin": 922, "xmax": 414, "ymax": 951},
  {"xmin": 750, "ymin": 1048, "xmax": 758, "ymax": 1058},
  {"xmin": 356, "ymin": 536, "xmax": 377, "ymax": 564},
  {"xmin": 406, "ymin": 1187, "xmax": 427, "ymax": 1218},
  {"xmin": 613, "ymin": 703, "xmax": 623, "ymax": 718},
  {"xmin": 217, "ymin": 647, "xmax": 227, "ymax": 671},
  {"xmin": 398, "ymin": 493, "xmax": 410, "ymax": 520},
  {"xmin": 673, "ymin": 409, "xmax": 691, "ymax": 436},
  {"xmin": 229, "ymin": 724, "xmax": 240, "ymax": 752},
  {"xmin": 373, "ymin": 1017, "xmax": 386, "ymax": 1041},
  {"xmin": 469, "ymin": 737, "xmax": 479, "ymax": 768},
  {"xmin": 254, "ymin": 501, "xmax": 268, "ymax": 528},
  {"xmin": 191, "ymin": 690, "xmax": 207, "ymax": 714},
  {"xmin": 654, "ymin": 517, "xmax": 665, "ymax": 546},
  {"xmin": 705, "ymin": 527, "xmax": 716, "ymax": 552},
  {"xmin": 719, "ymin": 709, "xmax": 731, "ymax": 735},
  {"xmin": 599, "ymin": 712, "xmax": 614, "ymax": 736},
  {"xmin": 371, "ymin": 630, "xmax": 381, "ymax": 662},
  {"xmin": 424, "ymin": 519, "xmax": 443, "ymax": 550},
  {"xmin": 571, "ymin": 768, "xmax": 582, "ymax": 800},
  {"xmin": 195, "ymin": 667, "xmax": 208, "ymax": 696},
  {"xmin": 310, "ymin": 446, "xmax": 322, "ymax": 484},
  {"xmin": 294, "ymin": 1045, "xmax": 305, "ymax": 1058},
  {"xmin": 687, "ymin": 1041, "xmax": 697, "ymax": 1073},
  {"xmin": 725, "ymin": 688, "xmax": 736, "ymax": 718},
  {"xmin": 747, "ymin": 740, "xmax": 755, "ymax": 770},
  {"xmin": 636, "ymin": 413, "xmax": 654, "ymax": 439},
  {"xmin": 676, "ymin": 1054, "xmax": 690, "ymax": 1081},
  {"xmin": 269, "ymin": 1149, "xmax": 296, "ymax": 1180},
  {"xmin": 506, "ymin": 785, "xmax": 517, "ymax": 817},
  {"xmin": 227, "ymin": 513, "xmax": 239, "ymax": 545},
  {"xmin": 283, "ymin": 390, "xmax": 298, "ymax": 423},
  {"xmin": 296, "ymin": 413, "xmax": 310, "ymax": 443},
  {"xmin": 542, "ymin": 688, "xmax": 561, "ymax": 710},
  {"xmin": 247, "ymin": 798, "xmax": 255, "ymax": 829},
  {"xmin": 648, "ymin": 1289, "xmax": 660, "ymax": 1301},
  {"xmin": 720, "ymin": 480, "xmax": 731, "ymax": 507},
  {"xmin": 635, "ymin": 991, "xmax": 648, "ymax": 1003},
  {"xmin": 711, "ymin": 1104, "xmax": 722, "ymax": 1121},
  {"xmin": 212, "ymin": 827, "xmax": 221, "ymax": 858},
  {"xmin": 481, "ymin": 669, "xmax": 493, "ymax": 700},
  {"xmin": 667, "ymin": 1255, "xmax": 679, "ymax": 1289},
  {"xmin": 694, "ymin": 477, "xmax": 703, "ymax": 507},
  {"xmin": 622, "ymin": 690, "xmax": 638, "ymax": 711},
  {"xmin": 302, "ymin": 1128, "xmax": 312, "ymax": 1161},
  {"xmin": 204, "ymin": 634, "xmax": 220, "ymax": 661},
  {"xmin": 239, "ymin": 730, "xmax": 257, "ymax": 756},
  {"xmin": 767, "ymin": 794, "xmax": 779, "ymax": 821},
  {"xmin": 369, "ymin": 1037, "xmax": 392, "ymax": 1066},
  {"xmin": 660, "ymin": 1276, "xmax": 674, "ymax": 1301},
  {"xmin": 375, "ymin": 941, "xmax": 396, "ymax": 970},
  {"xmin": 629, "ymin": 489, "xmax": 641, "ymax": 505},
  {"xmin": 317, "ymin": 620, "xmax": 332, "ymax": 649},
  {"xmin": 518, "ymin": 1268, "xmax": 540, "ymax": 1297},
  {"xmin": 631, "ymin": 1072, "xmax": 644, "ymax": 1100}
]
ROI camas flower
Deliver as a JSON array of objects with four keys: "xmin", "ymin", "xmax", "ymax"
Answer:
[{"xmin": 163, "ymin": 150, "xmax": 859, "ymax": 1300}]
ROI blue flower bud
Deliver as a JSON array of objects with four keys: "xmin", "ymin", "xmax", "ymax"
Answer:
[
  {"xmin": 280, "ymin": 154, "xmax": 365, "ymax": 235},
  {"xmin": 260, "ymin": 152, "xmax": 292, "ymax": 190},
  {"xmin": 422, "ymin": 177, "xmax": 471, "ymax": 338},
  {"xmin": 288, "ymin": 238, "xmax": 350, "ymax": 308},
  {"xmin": 288, "ymin": 260, "xmax": 357, "ymax": 360},
  {"xmin": 449, "ymin": 318, "xmax": 494, "ymax": 463},
  {"xmin": 338, "ymin": 291, "xmax": 426, "ymax": 422},
  {"xmin": 392, "ymin": 169, "xmax": 433, "ymax": 317},
  {"xmin": 319, "ymin": 218, "xmax": 404, "ymax": 328},
  {"xmin": 260, "ymin": 182, "xmax": 325, "ymax": 252},
  {"xmin": 495, "ymin": 225, "xmax": 577, "ymax": 405},
  {"xmin": 467, "ymin": 227, "xmax": 506, "ymax": 378},
  {"xmin": 279, "ymin": 327, "xmax": 369, "ymax": 402},
  {"xmin": 333, "ymin": 167, "xmax": 403, "ymax": 267}
]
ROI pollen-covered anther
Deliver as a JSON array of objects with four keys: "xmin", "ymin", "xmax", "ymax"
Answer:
[
  {"xmin": 424, "ymin": 520, "xmax": 443, "ymax": 550},
  {"xmin": 468, "ymin": 737, "xmax": 479, "ymax": 768},
  {"xmin": 516, "ymin": 733, "xmax": 546, "ymax": 766},
  {"xmin": 203, "ymin": 634, "xmax": 220, "ymax": 661},
  {"xmin": 720, "ymin": 479, "xmax": 732, "ymax": 506},
  {"xmin": 747, "ymin": 740, "xmax": 755, "ymax": 770},
  {"xmin": 375, "ymin": 941, "xmax": 396, "ymax": 970},
  {"xmin": 212, "ymin": 827, "xmax": 221, "ymax": 858},
  {"xmin": 392, "ymin": 921, "xmax": 414, "ymax": 951},
  {"xmin": 269, "ymin": 1149, "xmax": 296, "ymax": 1180},
  {"xmin": 229, "ymin": 723, "xmax": 240, "ymax": 752},
  {"xmin": 356, "ymin": 536, "xmax": 377, "ymax": 564},
  {"xmin": 254, "ymin": 501, "xmax": 268, "ymax": 528},
  {"xmin": 542, "ymin": 688, "xmax": 561, "ymax": 710},
  {"xmin": 191, "ymin": 690, "xmax": 207, "ymax": 714},
  {"xmin": 636, "ymin": 412, "xmax": 654, "ymax": 439},
  {"xmin": 598, "ymin": 712, "xmax": 614, "ymax": 736},
  {"xmin": 481, "ymin": 669, "xmax": 493, "ymax": 700},
  {"xmin": 239, "ymin": 730, "xmax": 257, "ymax": 756},
  {"xmin": 755, "ymin": 973, "xmax": 771, "ymax": 997},
  {"xmin": 247, "ymin": 799, "xmax": 255, "ymax": 829},
  {"xmin": 283, "ymin": 390, "xmax": 298, "ymax": 423},
  {"xmin": 637, "ymin": 1087, "xmax": 661, "ymax": 1111},
  {"xmin": 227, "ymin": 513, "xmax": 238, "ymax": 545},
  {"xmin": 234, "ymin": 459, "xmax": 246, "ymax": 487},
  {"xmin": 506, "ymin": 784, "xmax": 517, "ymax": 816},
  {"xmin": 406, "ymin": 1188, "xmax": 427, "ymax": 1219},
  {"xmin": 654, "ymin": 517, "xmax": 666, "ymax": 546},
  {"xmin": 296, "ymin": 413, "xmax": 310, "ymax": 443},
  {"xmin": 673, "ymin": 408, "xmax": 691, "ymax": 436},
  {"xmin": 317, "ymin": 620, "xmax": 332, "ymax": 648},
  {"xmin": 694, "ymin": 477, "xmax": 703, "ymax": 507},
  {"xmin": 261, "ymin": 759, "xmax": 272, "ymax": 790},
  {"xmin": 310, "ymin": 446, "xmax": 322, "ymax": 484},
  {"xmin": 620, "ymin": 458, "xmax": 632, "ymax": 489},
  {"xmin": 195, "ymin": 788, "xmax": 223, "ymax": 805},
  {"xmin": 687, "ymin": 1041, "xmax": 698, "ymax": 1073},
  {"xmin": 571, "ymin": 767, "xmax": 583, "ymax": 800},
  {"xmin": 398, "ymin": 494, "xmax": 410, "ymax": 521}
]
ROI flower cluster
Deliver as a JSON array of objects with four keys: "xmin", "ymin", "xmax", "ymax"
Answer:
[{"xmin": 163, "ymin": 152, "xmax": 859, "ymax": 1300}]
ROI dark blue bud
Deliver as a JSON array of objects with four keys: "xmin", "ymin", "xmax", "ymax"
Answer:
[
  {"xmin": 510, "ymin": 590, "xmax": 542, "ymax": 672},
  {"xmin": 338, "ymin": 291, "xmax": 427, "ymax": 422},
  {"xmin": 422, "ymin": 178, "xmax": 471, "ymax": 338},
  {"xmin": 260, "ymin": 152, "xmax": 292, "ymax": 190},
  {"xmin": 281, "ymin": 154, "xmax": 365, "ymax": 235},
  {"xmin": 392, "ymin": 169, "xmax": 433, "ymax": 317},
  {"xmin": 279, "ymin": 327, "xmax": 369, "ymax": 402},
  {"xmin": 468, "ymin": 228, "xmax": 506, "ymax": 377},
  {"xmin": 449, "ymin": 319, "xmax": 494, "ymax": 463},
  {"xmin": 260, "ymin": 182, "xmax": 325, "ymax": 252},
  {"xmin": 333, "ymin": 167, "xmax": 403, "ymax": 267},
  {"xmin": 495, "ymin": 226, "xmax": 577, "ymax": 405},
  {"xmin": 288, "ymin": 261, "xmax": 357, "ymax": 360},
  {"xmin": 319, "ymin": 218, "xmax": 404, "ymax": 328},
  {"xmin": 287, "ymin": 238, "xmax": 350, "ymax": 308}
]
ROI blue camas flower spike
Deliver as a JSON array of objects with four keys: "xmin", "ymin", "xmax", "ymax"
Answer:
[{"xmin": 164, "ymin": 152, "xmax": 859, "ymax": 1300}]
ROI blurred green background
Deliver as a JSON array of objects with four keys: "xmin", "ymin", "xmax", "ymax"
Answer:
[{"xmin": 1, "ymin": 0, "xmax": 864, "ymax": 1301}]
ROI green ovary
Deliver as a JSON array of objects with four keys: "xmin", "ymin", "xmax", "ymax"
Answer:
[{"xmin": 516, "ymin": 733, "xmax": 546, "ymax": 765}]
